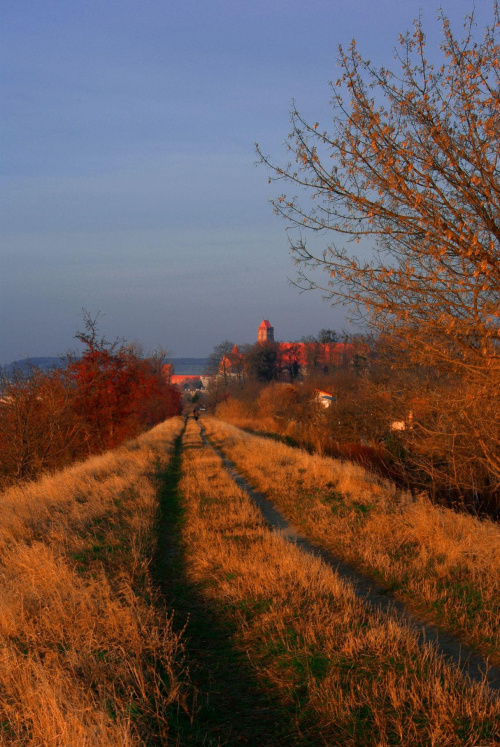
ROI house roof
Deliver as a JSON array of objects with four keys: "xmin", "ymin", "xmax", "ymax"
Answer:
[
  {"xmin": 171, "ymin": 375, "xmax": 202, "ymax": 385},
  {"xmin": 277, "ymin": 342, "xmax": 355, "ymax": 365},
  {"xmin": 314, "ymin": 389, "xmax": 334, "ymax": 398},
  {"xmin": 258, "ymin": 319, "xmax": 272, "ymax": 328}
]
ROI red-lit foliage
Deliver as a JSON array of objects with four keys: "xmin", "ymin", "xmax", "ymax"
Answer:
[
  {"xmin": 0, "ymin": 367, "xmax": 83, "ymax": 483},
  {"xmin": 69, "ymin": 347, "xmax": 181, "ymax": 452},
  {"xmin": 0, "ymin": 328, "xmax": 181, "ymax": 487}
]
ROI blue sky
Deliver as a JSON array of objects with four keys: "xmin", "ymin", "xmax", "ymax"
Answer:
[{"xmin": 1, "ymin": 0, "xmax": 493, "ymax": 361}]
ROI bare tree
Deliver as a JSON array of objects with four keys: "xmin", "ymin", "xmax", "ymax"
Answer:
[
  {"xmin": 258, "ymin": 8, "xmax": 500, "ymax": 501},
  {"xmin": 206, "ymin": 340, "xmax": 236, "ymax": 386}
]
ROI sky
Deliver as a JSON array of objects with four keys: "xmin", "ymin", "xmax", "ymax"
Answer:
[{"xmin": 1, "ymin": 0, "xmax": 494, "ymax": 362}]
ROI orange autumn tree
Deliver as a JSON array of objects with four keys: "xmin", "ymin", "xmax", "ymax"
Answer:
[
  {"xmin": 259, "ymin": 8, "xmax": 500, "ymax": 503},
  {"xmin": 70, "ymin": 315, "xmax": 181, "ymax": 452}
]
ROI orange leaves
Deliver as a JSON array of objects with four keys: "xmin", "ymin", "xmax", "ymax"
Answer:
[
  {"xmin": 259, "ymin": 4, "xmax": 500, "ymax": 391},
  {"xmin": 70, "ymin": 348, "xmax": 181, "ymax": 451}
]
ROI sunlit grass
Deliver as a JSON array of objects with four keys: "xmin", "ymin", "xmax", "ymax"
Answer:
[
  {"xmin": 180, "ymin": 419, "xmax": 499, "ymax": 745},
  {"xmin": 204, "ymin": 417, "xmax": 500, "ymax": 665},
  {"xmin": 0, "ymin": 417, "xmax": 188, "ymax": 746}
]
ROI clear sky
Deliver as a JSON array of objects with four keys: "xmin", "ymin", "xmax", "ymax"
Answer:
[{"xmin": 1, "ymin": 0, "xmax": 493, "ymax": 361}]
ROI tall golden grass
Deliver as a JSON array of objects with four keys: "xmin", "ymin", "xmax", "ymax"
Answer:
[
  {"xmin": 0, "ymin": 417, "xmax": 188, "ymax": 746},
  {"xmin": 204, "ymin": 417, "xmax": 500, "ymax": 666},
  {"xmin": 179, "ymin": 419, "xmax": 499, "ymax": 745}
]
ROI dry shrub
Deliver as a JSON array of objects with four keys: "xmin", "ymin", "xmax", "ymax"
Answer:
[
  {"xmin": 216, "ymin": 377, "xmax": 388, "ymax": 461},
  {"xmin": 217, "ymin": 383, "xmax": 311, "ymax": 445},
  {"xmin": 216, "ymin": 370, "xmax": 500, "ymax": 512},
  {"xmin": 0, "ymin": 417, "xmax": 188, "ymax": 746},
  {"xmin": 395, "ymin": 376, "xmax": 500, "ymax": 512},
  {"xmin": 180, "ymin": 420, "xmax": 499, "ymax": 745},
  {"xmin": 204, "ymin": 417, "xmax": 500, "ymax": 665},
  {"xmin": 215, "ymin": 395, "xmax": 254, "ymax": 420},
  {"xmin": 257, "ymin": 382, "xmax": 299, "ymax": 417},
  {"xmin": 216, "ymin": 396, "xmax": 276, "ymax": 435}
]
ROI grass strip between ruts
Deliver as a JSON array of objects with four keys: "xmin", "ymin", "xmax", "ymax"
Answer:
[{"xmin": 153, "ymin": 420, "xmax": 296, "ymax": 746}]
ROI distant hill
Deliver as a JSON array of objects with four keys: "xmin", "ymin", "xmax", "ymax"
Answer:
[
  {"xmin": 170, "ymin": 358, "xmax": 208, "ymax": 375},
  {"xmin": 3, "ymin": 357, "xmax": 68, "ymax": 375},
  {"xmin": 4, "ymin": 356, "xmax": 208, "ymax": 377}
]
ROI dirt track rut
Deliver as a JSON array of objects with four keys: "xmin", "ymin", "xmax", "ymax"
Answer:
[{"xmin": 199, "ymin": 421, "xmax": 500, "ymax": 695}]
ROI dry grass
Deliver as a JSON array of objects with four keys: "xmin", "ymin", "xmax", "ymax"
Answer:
[
  {"xmin": 179, "ymin": 419, "xmax": 499, "ymax": 746},
  {"xmin": 0, "ymin": 417, "xmax": 188, "ymax": 746},
  {"xmin": 204, "ymin": 417, "xmax": 500, "ymax": 666}
]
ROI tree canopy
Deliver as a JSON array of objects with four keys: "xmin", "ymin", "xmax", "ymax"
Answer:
[{"xmin": 258, "ymin": 8, "xmax": 500, "ymax": 378}]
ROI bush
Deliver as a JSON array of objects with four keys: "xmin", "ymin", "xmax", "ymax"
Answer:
[{"xmin": 0, "ymin": 333, "xmax": 181, "ymax": 488}]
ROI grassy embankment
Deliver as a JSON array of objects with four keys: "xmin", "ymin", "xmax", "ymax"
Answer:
[
  {"xmin": 0, "ymin": 417, "xmax": 189, "ymax": 746},
  {"xmin": 204, "ymin": 417, "xmax": 500, "ymax": 667},
  {"xmin": 178, "ymin": 418, "xmax": 499, "ymax": 745}
]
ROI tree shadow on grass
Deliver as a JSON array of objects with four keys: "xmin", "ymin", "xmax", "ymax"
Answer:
[{"xmin": 153, "ymin": 428, "xmax": 310, "ymax": 746}]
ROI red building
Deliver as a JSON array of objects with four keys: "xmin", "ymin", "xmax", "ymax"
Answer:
[
  {"xmin": 219, "ymin": 320, "xmax": 364, "ymax": 380},
  {"xmin": 257, "ymin": 319, "xmax": 274, "ymax": 343}
]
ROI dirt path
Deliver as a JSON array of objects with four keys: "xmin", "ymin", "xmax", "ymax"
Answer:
[
  {"xmin": 200, "ymin": 422, "xmax": 500, "ymax": 695},
  {"xmin": 153, "ymin": 424, "xmax": 306, "ymax": 746}
]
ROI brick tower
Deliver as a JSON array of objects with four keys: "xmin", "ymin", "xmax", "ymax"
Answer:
[{"xmin": 257, "ymin": 319, "xmax": 274, "ymax": 343}]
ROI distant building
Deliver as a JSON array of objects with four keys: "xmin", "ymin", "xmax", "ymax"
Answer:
[
  {"xmin": 162, "ymin": 363, "xmax": 174, "ymax": 381},
  {"xmin": 258, "ymin": 319, "xmax": 357, "ymax": 372},
  {"xmin": 219, "ymin": 344, "xmax": 244, "ymax": 373},
  {"xmin": 218, "ymin": 318, "xmax": 366, "ymax": 381},
  {"xmin": 257, "ymin": 319, "xmax": 274, "ymax": 343},
  {"xmin": 313, "ymin": 389, "xmax": 335, "ymax": 408},
  {"xmin": 171, "ymin": 375, "xmax": 203, "ymax": 390},
  {"xmin": 163, "ymin": 364, "xmax": 204, "ymax": 390},
  {"xmin": 277, "ymin": 341, "xmax": 355, "ymax": 372}
]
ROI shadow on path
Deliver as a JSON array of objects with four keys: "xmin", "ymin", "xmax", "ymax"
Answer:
[
  {"xmin": 153, "ymin": 424, "xmax": 306, "ymax": 746},
  {"xmin": 200, "ymin": 423, "xmax": 500, "ymax": 696}
]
